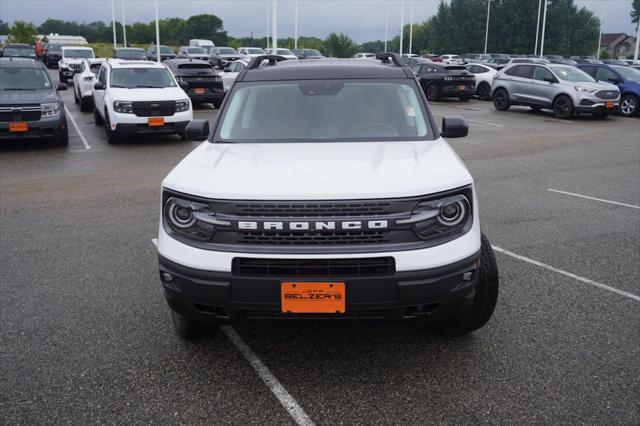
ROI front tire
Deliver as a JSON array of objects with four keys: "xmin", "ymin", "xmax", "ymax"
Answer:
[
  {"xmin": 552, "ymin": 95, "xmax": 573, "ymax": 119},
  {"xmin": 619, "ymin": 94, "xmax": 639, "ymax": 117},
  {"xmin": 429, "ymin": 234, "xmax": 499, "ymax": 337},
  {"xmin": 493, "ymin": 88, "xmax": 510, "ymax": 111},
  {"xmin": 170, "ymin": 309, "xmax": 207, "ymax": 339},
  {"xmin": 104, "ymin": 111, "xmax": 121, "ymax": 144},
  {"xmin": 73, "ymin": 86, "xmax": 79, "ymax": 104},
  {"xmin": 54, "ymin": 118, "xmax": 69, "ymax": 147},
  {"xmin": 425, "ymin": 84, "xmax": 440, "ymax": 102},
  {"xmin": 476, "ymin": 82, "xmax": 491, "ymax": 101},
  {"xmin": 94, "ymin": 107, "xmax": 104, "ymax": 125}
]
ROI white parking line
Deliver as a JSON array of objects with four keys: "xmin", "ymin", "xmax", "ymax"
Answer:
[
  {"xmin": 149, "ymin": 237, "xmax": 314, "ymax": 425},
  {"xmin": 492, "ymin": 246, "xmax": 640, "ymax": 302},
  {"xmin": 548, "ymin": 189, "xmax": 640, "ymax": 210},
  {"xmin": 466, "ymin": 119, "xmax": 504, "ymax": 127},
  {"xmin": 221, "ymin": 326, "xmax": 316, "ymax": 426},
  {"xmin": 64, "ymin": 105, "xmax": 91, "ymax": 150}
]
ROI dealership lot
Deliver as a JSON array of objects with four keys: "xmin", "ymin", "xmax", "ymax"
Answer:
[{"xmin": 1, "ymin": 67, "xmax": 638, "ymax": 423}]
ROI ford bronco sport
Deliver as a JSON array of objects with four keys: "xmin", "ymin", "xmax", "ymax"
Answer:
[{"xmin": 158, "ymin": 54, "xmax": 499, "ymax": 339}]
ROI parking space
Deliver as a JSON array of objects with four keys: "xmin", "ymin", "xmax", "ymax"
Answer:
[{"xmin": 1, "ymin": 68, "xmax": 638, "ymax": 423}]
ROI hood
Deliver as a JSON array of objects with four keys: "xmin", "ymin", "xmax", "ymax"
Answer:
[
  {"xmin": 61, "ymin": 58, "xmax": 84, "ymax": 64},
  {"xmin": 0, "ymin": 89, "xmax": 58, "ymax": 105},
  {"xmin": 162, "ymin": 139, "xmax": 473, "ymax": 200},
  {"xmin": 109, "ymin": 87, "xmax": 188, "ymax": 101}
]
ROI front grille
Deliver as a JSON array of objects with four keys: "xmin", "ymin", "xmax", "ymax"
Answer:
[
  {"xmin": 231, "ymin": 201, "xmax": 393, "ymax": 217},
  {"xmin": 238, "ymin": 230, "xmax": 390, "ymax": 245},
  {"xmin": 132, "ymin": 101, "xmax": 176, "ymax": 117},
  {"xmin": 232, "ymin": 257, "xmax": 395, "ymax": 277},
  {"xmin": 595, "ymin": 90, "xmax": 618, "ymax": 100},
  {"xmin": 69, "ymin": 63, "xmax": 82, "ymax": 71},
  {"xmin": 0, "ymin": 105, "xmax": 42, "ymax": 122}
]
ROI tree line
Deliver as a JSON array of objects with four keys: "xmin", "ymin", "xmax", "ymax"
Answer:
[{"xmin": 2, "ymin": 0, "xmax": 637, "ymax": 58}]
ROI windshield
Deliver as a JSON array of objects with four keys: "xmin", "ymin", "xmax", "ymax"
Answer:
[
  {"xmin": 549, "ymin": 65, "xmax": 595, "ymax": 82},
  {"xmin": 246, "ymin": 48, "xmax": 265, "ymax": 54},
  {"xmin": 48, "ymin": 45, "xmax": 62, "ymax": 52},
  {"xmin": 4, "ymin": 47, "xmax": 35, "ymax": 57},
  {"xmin": 0, "ymin": 68, "xmax": 52, "ymax": 90},
  {"xmin": 159, "ymin": 46, "xmax": 174, "ymax": 54},
  {"xmin": 218, "ymin": 48, "xmax": 237, "ymax": 54},
  {"xmin": 116, "ymin": 49, "xmax": 145, "ymax": 59},
  {"xmin": 177, "ymin": 63, "xmax": 215, "ymax": 75},
  {"xmin": 63, "ymin": 49, "xmax": 93, "ymax": 58},
  {"xmin": 304, "ymin": 49, "xmax": 322, "ymax": 57},
  {"xmin": 110, "ymin": 68, "xmax": 176, "ymax": 88},
  {"xmin": 276, "ymin": 49, "xmax": 293, "ymax": 55},
  {"xmin": 614, "ymin": 66, "xmax": 640, "ymax": 82},
  {"xmin": 218, "ymin": 80, "xmax": 429, "ymax": 142},
  {"xmin": 187, "ymin": 47, "xmax": 206, "ymax": 54}
]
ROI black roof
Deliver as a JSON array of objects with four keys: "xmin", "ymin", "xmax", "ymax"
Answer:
[
  {"xmin": 0, "ymin": 57, "xmax": 43, "ymax": 68},
  {"xmin": 239, "ymin": 59, "xmax": 412, "ymax": 82}
]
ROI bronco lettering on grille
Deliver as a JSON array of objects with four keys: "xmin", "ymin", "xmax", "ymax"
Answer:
[{"xmin": 237, "ymin": 220, "xmax": 388, "ymax": 231}]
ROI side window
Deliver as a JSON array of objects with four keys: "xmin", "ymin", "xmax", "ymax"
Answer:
[
  {"xmin": 580, "ymin": 66, "xmax": 596, "ymax": 78},
  {"xmin": 505, "ymin": 65, "xmax": 521, "ymax": 76},
  {"xmin": 533, "ymin": 66, "xmax": 554, "ymax": 81},
  {"xmin": 596, "ymin": 67, "xmax": 618, "ymax": 83},
  {"xmin": 236, "ymin": 63, "xmax": 246, "ymax": 72},
  {"xmin": 506, "ymin": 65, "xmax": 533, "ymax": 79},
  {"xmin": 98, "ymin": 66, "xmax": 107, "ymax": 85}
]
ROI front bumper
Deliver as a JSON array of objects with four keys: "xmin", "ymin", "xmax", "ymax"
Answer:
[
  {"xmin": 575, "ymin": 98, "xmax": 619, "ymax": 113},
  {"xmin": 115, "ymin": 120, "xmax": 190, "ymax": 135},
  {"xmin": 159, "ymin": 251, "xmax": 480, "ymax": 323},
  {"xmin": 0, "ymin": 115, "xmax": 65, "ymax": 140}
]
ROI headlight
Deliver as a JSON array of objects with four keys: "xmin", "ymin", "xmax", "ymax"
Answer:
[
  {"xmin": 574, "ymin": 86, "xmax": 597, "ymax": 93},
  {"xmin": 59, "ymin": 63, "xmax": 68, "ymax": 69},
  {"xmin": 398, "ymin": 192, "xmax": 472, "ymax": 242},
  {"xmin": 41, "ymin": 102, "xmax": 60, "ymax": 117},
  {"xmin": 175, "ymin": 99, "xmax": 190, "ymax": 112},
  {"xmin": 163, "ymin": 196, "xmax": 228, "ymax": 241},
  {"xmin": 113, "ymin": 101, "xmax": 133, "ymax": 114}
]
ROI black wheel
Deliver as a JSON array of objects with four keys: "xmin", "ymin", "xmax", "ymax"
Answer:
[
  {"xmin": 493, "ymin": 88, "xmax": 510, "ymax": 111},
  {"xmin": 94, "ymin": 107, "xmax": 104, "ymax": 125},
  {"xmin": 425, "ymin": 84, "xmax": 440, "ymax": 101},
  {"xmin": 459, "ymin": 95, "xmax": 470, "ymax": 102},
  {"xmin": 213, "ymin": 100, "xmax": 223, "ymax": 109},
  {"xmin": 552, "ymin": 95, "xmax": 573, "ymax": 119},
  {"xmin": 477, "ymin": 83, "xmax": 491, "ymax": 101},
  {"xmin": 54, "ymin": 118, "xmax": 69, "ymax": 147},
  {"xmin": 104, "ymin": 111, "xmax": 121, "ymax": 144},
  {"xmin": 59, "ymin": 73, "xmax": 65, "ymax": 84},
  {"xmin": 170, "ymin": 309, "xmax": 207, "ymax": 339},
  {"xmin": 79, "ymin": 98, "xmax": 90, "ymax": 112},
  {"xmin": 619, "ymin": 94, "xmax": 639, "ymax": 117},
  {"xmin": 592, "ymin": 110, "xmax": 610, "ymax": 119},
  {"xmin": 73, "ymin": 86, "xmax": 79, "ymax": 104},
  {"xmin": 429, "ymin": 234, "xmax": 499, "ymax": 337}
]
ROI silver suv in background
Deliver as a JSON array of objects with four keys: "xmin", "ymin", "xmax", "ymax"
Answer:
[{"xmin": 491, "ymin": 63, "xmax": 620, "ymax": 119}]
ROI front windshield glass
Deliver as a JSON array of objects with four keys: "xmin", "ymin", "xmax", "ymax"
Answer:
[
  {"xmin": 246, "ymin": 48, "xmax": 265, "ymax": 54},
  {"xmin": 64, "ymin": 49, "xmax": 93, "ymax": 58},
  {"xmin": 4, "ymin": 47, "xmax": 35, "ymax": 56},
  {"xmin": 187, "ymin": 47, "xmax": 206, "ymax": 54},
  {"xmin": 549, "ymin": 65, "xmax": 595, "ymax": 82},
  {"xmin": 614, "ymin": 66, "xmax": 640, "ymax": 82},
  {"xmin": 303, "ymin": 49, "xmax": 322, "ymax": 56},
  {"xmin": 159, "ymin": 46, "xmax": 174, "ymax": 54},
  {"xmin": 117, "ymin": 49, "xmax": 145, "ymax": 59},
  {"xmin": 218, "ymin": 48, "xmax": 237, "ymax": 54},
  {"xmin": 48, "ymin": 45, "xmax": 62, "ymax": 52},
  {"xmin": 0, "ymin": 68, "xmax": 52, "ymax": 90},
  {"xmin": 277, "ymin": 49, "xmax": 293, "ymax": 55},
  {"xmin": 177, "ymin": 63, "xmax": 215, "ymax": 75},
  {"xmin": 218, "ymin": 80, "xmax": 429, "ymax": 142},
  {"xmin": 110, "ymin": 68, "xmax": 176, "ymax": 88}
]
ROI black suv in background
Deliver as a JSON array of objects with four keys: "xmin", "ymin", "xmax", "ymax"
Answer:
[
  {"xmin": 146, "ymin": 45, "xmax": 176, "ymax": 61},
  {"xmin": 412, "ymin": 63, "xmax": 476, "ymax": 101},
  {"xmin": 113, "ymin": 48, "xmax": 147, "ymax": 61},
  {"xmin": 164, "ymin": 59, "xmax": 225, "ymax": 108},
  {"xmin": 208, "ymin": 47, "xmax": 242, "ymax": 69},
  {"xmin": 43, "ymin": 44, "xmax": 63, "ymax": 68},
  {"xmin": 0, "ymin": 58, "xmax": 68, "ymax": 146},
  {"xmin": 292, "ymin": 48, "xmax": 325, "ymax": 59}
]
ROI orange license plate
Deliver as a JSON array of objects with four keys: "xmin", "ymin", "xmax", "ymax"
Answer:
[
  {"xmin": 148, "ymin": 117, "xmax": 164, "ymax": 127},
  {"xmin": 194, "ymin": 88, "xmax": 205, "ymax": 94},
  {"xmin": 458, "ymin": 85, "xmax": 466, "ymax": 91},
  {"xmin": 605, "ymin": 101, "xmax": 614, "ymax": 109},
  {"xmin": 281, "ymin": 282, "xmax": 345, "ymax": 314},
  {"xmin": 9, "ymin": 122, "xmax": 28, "ymax": 132}
]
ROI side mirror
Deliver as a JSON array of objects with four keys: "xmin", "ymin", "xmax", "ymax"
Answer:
[
  {"xmin": 185, "ymin": 119, "xmax": 210, "ymax": 141},
  {"xmin": 56, "ymin": 83, "xmax": 67, "ymax": 91},
  {"xmin": 178, "ymin": 80, "xmax": 189, "ymax": 90},
  {"xmin": 93, "ymin": 82, "xmax": 105, "ymax": 90},
  {"xmin": 441, "ymin": 116, "xmax": 468, "ymax": 139},
  {"xmin": 543, "ymin": 76, "xmax": 556, "ymax": 83}
]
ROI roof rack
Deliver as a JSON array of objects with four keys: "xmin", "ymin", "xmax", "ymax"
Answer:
[
  {"xmin": 245, "ymin": 54, "xmax": 287, "ymax": 70},
  {"xmin": 376, "ymin": 52, "xmax": 403, "ymax": 67}
]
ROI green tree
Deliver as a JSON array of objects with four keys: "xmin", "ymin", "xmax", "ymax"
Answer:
[
  {"xmin": 182, "ymin": 14, "xmax": 228, "ymax": 46},
  {"xmin": 0, "ymin": 20, "xmax": 9, "ymax": 34},
  {"xmin": 323, "ymin": 33, "xmax": 359, "ymax": 57},
  {"xmin": 360, "ymin": 40, "xmax": 386, "ymax": 53},
  {"xmin": 632, "ymin": 0, "xmax": 640, "ymax": 29},
  {"xmin": 9, "ymin": 21, "xmax": 37, "ymax": 44}
]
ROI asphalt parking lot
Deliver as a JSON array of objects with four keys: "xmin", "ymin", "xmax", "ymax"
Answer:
[{"xmin": 1, "ymin": 67, "xmax": 639, "ymax": 424}]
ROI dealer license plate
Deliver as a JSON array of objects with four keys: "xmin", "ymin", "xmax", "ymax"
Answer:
[
  {"xmin": 148, "ymin": 117, "xmax": 164, "ymax": 127},
  {"xmin": 281, "ymin": 282, "xmax": 345, "ymax": 314},
  {"xmin": 9, "ymin": 122, "xmax": 28, "ymax": 132}
]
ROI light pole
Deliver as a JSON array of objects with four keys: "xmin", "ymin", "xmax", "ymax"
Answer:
[
  {"xmin": 154, "ymin": 0, "xmax": 160, "ymax": 62},
  {"xmin": 534, "ymin": 0, "xmax": 542, "ymax": 55},
  {"xmin": 111, "ymin": 0, "xmax": 117, "ymax": 49},
  {"xmin": 539, "ymin": 0, "xmax": 548, "ymax": 57},
  {"xmin": 484, "ymin": 0, "xmax": 493, "ymax": 55},
  {"xmin": 408, "ymin": 0, "xmax": 413, "ymax": 55},
  {"xmin": 121, "ymin": 0, "xmax": 127, "ymax": 48},
  {"xmin": 596, "ymin": 0, "xmax": 604, "ymax": 59},
  {"xmin": 271, "ymin": 0, "xmax": 277, "ymax": 51},
  {"xmin": 294, "ymin": 0, "xmax": 298, "ymax": 49},
  {"xmin": 399, "ymin": 0, "xmax": 404, "ymax": 55},
  {"xmin": 384, "ymin": 3, "xmax": 388, "ymax": 52},
  {"xmin": 634, "ymin": 19, "xmax": 640, "ymax": 62},
  {"xmin": 266, "ymin": 1, "xmax": 270, "ymax": 49}
]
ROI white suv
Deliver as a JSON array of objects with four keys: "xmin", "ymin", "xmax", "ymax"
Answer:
[
  {"xmin": 158, "ymin": 55, "xmax": 499, "ymax": 339},
  {"xmin": 72, "ymin": 58, "xmax": 105, "ymax": 111},
  {"xmin": 59, "ymin": 46, "xmax": 95, "ymax": 84},
  {"xmin": 92, "ymin": 60, "xmax": 193, "ymax": 143}
]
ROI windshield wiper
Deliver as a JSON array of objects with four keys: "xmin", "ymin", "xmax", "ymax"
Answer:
[{"xmin": 134, "ymin": 85, "xmax": 166, "ymax": 88}]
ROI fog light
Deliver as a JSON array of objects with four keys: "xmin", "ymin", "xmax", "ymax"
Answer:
[
  {"xmin": 162, "ymin": 272, "xmax": 173, "ymax": 282},
  {"xmin": 462, "ymin": 271, "xmax": 474, "ymax": 282}
]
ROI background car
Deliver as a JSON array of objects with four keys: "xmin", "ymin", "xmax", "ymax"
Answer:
[
  {"xmin": 491, "ymin": 63, "xmax": 620, "ymax": 119},
  {"xmin": 113, "ymin": 48, "xmax": 146, "ymax": 61},
  {"xmin": 220, "ymin": 59, "xmax": 249, "ymax": 92},
  {"xmin": 412, "ymin": 63, "xmax": 475, "ymax": 101},
  {"xmin": 208, "ymin": 46, "xmax": 241, "ymax": 68},
  {"xmin": 402, "ymin": 56, "xmax": 432, "ymax": 68},
  {"xmin": 2, "ymin": 44, "xmax": 36, "ymax": 58},
  {"xmin": 440, "ymin": 54, "xmax": 465, "ymax": 65},
  {"xmin": 58, "ymin": 46, "xmax": 95, "ymax": 84},
  {"xmin": 72, "ymin": 58, "xmax": 105, "ymax": 111},
  {"xmin": 0, "ymin": 57, "xmax": 68, "ymax": 146},
  {"xmin": 237, "ymin": 47, "xmax": 266, "ymax": 57},
  {"xmin": 292, "ymin": 48, "xmax": 325, "ymax": 59},
  {"xmin": 43, "ymin": 44, "xmax": 63, "ymax": 68},
  {"xmin": 146, "ymin": 45, "xmax": 176, "ymax": 61},
  {"xmin": 189, "ymin": 39, "xmax": 215, "ymax": 50},
  {"xmin": 577, "ymin": 64, "xmax": 640, "ymax": 116},
  {"xmin": 177, "ymin": 46, "xmax": 209, "ymax": 61},
  {"xmin": 264, "ymin": 48, "xmax": 298, "ymax": 59},
  {"xmin": 164, "ymin": 59, "xmax": 225, "ymax": 108},
  {"xmin": 353, "ymin": 52, "xmax": 376, "ymax": 59},
  {"xmin": 465, "ymin": 63, "xmax": 498, "ymax": 100},
  {"xmin": 465, "ymin": 53, "xmax": 492, "ymax": 63},
  {"xmin": 423, "ymin": 54, "xmax": 443, "ymax": 63}
]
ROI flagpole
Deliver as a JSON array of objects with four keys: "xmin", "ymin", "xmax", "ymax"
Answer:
[
  {"xmin": 399, "ymin": 0, "xmax": 404, "ymax": 55},
  {"xmin": 154, "ymin": 0, "xmax": 160, "ymax": 62},
  {"xmin": 111, "ymin": 0, "xmax": 117, "ymax": 49},
  {"xmin": 408, "ymin": 0, "xmax": 413, "ymax": 55},
  {"xmin": 121, "ymin": 0, "xmax": 127, "ymax": 47}
]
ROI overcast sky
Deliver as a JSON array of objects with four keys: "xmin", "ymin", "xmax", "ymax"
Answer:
[{"xmin": 0, "ymin": 0, "xmax": 636, "ymax": 42}]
